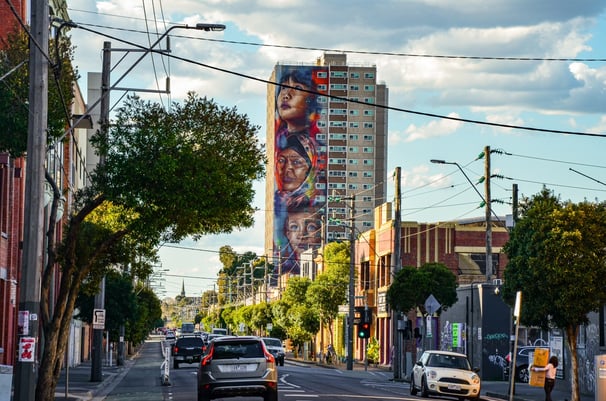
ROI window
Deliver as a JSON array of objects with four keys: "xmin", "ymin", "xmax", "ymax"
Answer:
[
  {"xmin": 349, "ymin": 122, "xmax": 359, "ymax": 128},
  {"xmin": 317, "ymin": 121, "xmax": 327, "ymax": 128},
  {"xmin": 317, "ymin": 71, "xmax": 327, "ymax": 78},
  {"xmin": 330, "ymin": 84, "xmax": 347, "ymax": 90},
  {"xmin": 363, "ymin": 196, "xmax": 372, "ymax": 202},
  {"xmin": 363, "ymin": 147, "xmax": 373, "ymax": 153},
  {"xmin": 364, "ymin": 72, "xmax": 375, "ymax": 79},
  {"xmin": 363, "ymin": 122, "xmax": 374, "ymax": 128},
  {"xmin": 349, "ymin": 134, "xmax": 359, "ymax": 140},
  {"xmin": 328, "ymin": 183, "xmax": 346, "ymax": 189},
  {"xmin": 363, "ymin": 221, "xmax": 372, "ymax": 227},
  {"xmin": 348, "ymin": 184, "xmax": 358, "ymax": 190},
  {"xmin": 317, "ymin": 84, "xmax": 327, "ymax": 90},
  {"xmin": 316, "ymin": 133, "xmax": 327, "ymax": 141},
  {"xmin": 348, "ymin": 147, "xmax": 358, "ymax": 152},
  {"xmin": 363, "ymin": 172, "xmax": 373, "ymax": 178},
  {"xmin": 329, "ymin": 109, "xmax": 347, "ymax": 115},
  {"xmin": 363, "ymin": 184, "xmax": 373, "ymax": 190},
  {"xmin": 364, "ymin": 85, "xmax": 375, "ymax": 91},
  {"xmin": 349, "ymin": 97, "xmax": 359, "ymax": 102},
  {"xmin": 330, "ymin": 134, "xmax": 347, "ymax": 140},
  {"xmin": 329, "ymin": 158, "xmax": 346, "ymax": 165},
  {"xmin": 349, "ymin": 85, "xmax": 359, "ymax": 91},
  {"xmin": 329, "ymin": 121, "xmax": 346, "ymax": 127},
  {"xmin": 349, "ymin": 110, "xmax": 359, "ymax": 116},
  {"xmin": 348, "ymin": 171, "xmax": 358, "ymax": 177},
  {"xmin": 329, "ymin": 146, "xmax": 346, "ymax": 152},
  {"xmin": 364, "ymin": 98, "xmax": 374, "ymax": 104},
  {"xmin": 350, "ymin": 72, "xmax": 360, "ymax": 78},
  {"xmin": 364, "ymin": 110, "xmax": 374, "ymax": 116},
  {"xmin": 349, "ymin": 159, "xmax": 359, "ymax": 165},
  {"xmin": 329, "ymin": 171, "xmax": 346, "ymax": 177},
  {"xmin": 362, "ymin": 208, "xmax": 372, "ymax": 214},
  {"xmin": 363, "ymin": 135, "xmax": 373, "ymax": 141},
  {"xmin": 317, "ymin": 96, "xmax": 327, "ymax": 103},
  {"xmin": 330, "ymin": 71, "xmax": 347, "ymax": 78},
  {"xmin": 363, "ymin": 159, "xmax": 373, "ymax": 165}
]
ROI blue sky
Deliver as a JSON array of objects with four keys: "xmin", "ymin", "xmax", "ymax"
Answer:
[{"xmin": 67, "ymin": 0, "xmax": 606, "ymax": 298}]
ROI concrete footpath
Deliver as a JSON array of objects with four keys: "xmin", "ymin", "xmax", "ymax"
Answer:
[{"xmin": 55, "ymin": 338, "xmax": 594, "ymax": 401}]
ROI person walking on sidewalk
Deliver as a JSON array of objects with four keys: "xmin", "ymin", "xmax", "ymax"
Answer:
[{"xmin": 532, "ymin": 355, "xmax": 559, "ymax": 401}]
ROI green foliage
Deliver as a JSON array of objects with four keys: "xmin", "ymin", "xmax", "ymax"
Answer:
[
  {"xmin": 366, "ymin": 337, "xmax": 380, "ymax": 364},
  {"xmin": 387, "ymin": 262, "xmax": 457, "ymax": 314},
  {"xmin": 0, "ymin": 27, "xmax": 77, "ymax": 156},
  {"xmin": 502, "ymin": 188, "xmax": 606, "ymax": 329},
  {"xmin": 89, "ymin": 93, "xmax": 266, "ymax": 244}
]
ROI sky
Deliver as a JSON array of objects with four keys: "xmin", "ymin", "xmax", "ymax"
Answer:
[{"xmin": 65, "ymin": 0, "xmax": 606, "ymax": 299}]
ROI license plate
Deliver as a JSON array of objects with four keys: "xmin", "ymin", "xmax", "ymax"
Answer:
[
  {"xmin": 447, "ymin": 384, "xmax": 461, "ymax": 390},
  {"xmin": 219, "ymin": 364, "xmax": 257, "ymax": 373}
]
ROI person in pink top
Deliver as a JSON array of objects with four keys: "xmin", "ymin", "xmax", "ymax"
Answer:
[{"xmin": 532, "ymin": 355, "xmax": 559, "ymax": 401}]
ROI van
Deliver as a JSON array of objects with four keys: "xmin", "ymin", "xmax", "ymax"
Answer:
[
  {"xmin": 211, "ymin": 328, "xmax": 228, "ymax": 335},
  {"xmin": 181, "ymin": 322, "xmax": 195, "ymax": 335}
]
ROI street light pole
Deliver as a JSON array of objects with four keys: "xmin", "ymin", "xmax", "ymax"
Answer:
[{"xmin": 430, "ymin": 159, "xmax": 492, "ymax": 282}]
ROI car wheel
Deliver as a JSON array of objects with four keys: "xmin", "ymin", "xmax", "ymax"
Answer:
[
  {"xmin": 264, "ymin": 388, "xmax": 278, "ymax": 401},
  {"xmin": 410, "ymin": 374, "xmax": 418, "ymax": 395},
  {"xmin": 421, "ymin": 376, "xmax": 430, "ymax": 398},
  {"xmin": 517, "ymin": 365, "xmax": 530, "ymax": 383}
]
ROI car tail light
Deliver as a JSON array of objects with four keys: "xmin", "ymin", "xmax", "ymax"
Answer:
[
  {"xmin": 173, "ymin": 346, "xmax": 178, "ymax": 354},
  {"xmin": 201, "ymin": 346, "xmax": 214, "ymax": 366},
  {"xmin": 264, "ymin": 349, "xmax": 275, "ymax": 363}
]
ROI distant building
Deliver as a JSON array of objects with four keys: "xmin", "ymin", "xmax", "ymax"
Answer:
[{"xmin": 265, "ymin": 53, "xmax": 388, "ymax": 279}]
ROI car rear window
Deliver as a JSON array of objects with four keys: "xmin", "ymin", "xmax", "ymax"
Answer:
[
  {"xmin": 177, "ymin": 337, "xmax": 203, "ymax": 347},
  {"xmin": 213, "ymin": 341, "xmax": 264, "ymax": 359},
  {"xmin": 263, "ymin": 339, "xmax": 281, "ymax": 347}
]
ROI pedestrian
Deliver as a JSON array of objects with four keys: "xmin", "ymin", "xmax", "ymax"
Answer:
[{"xmin": 532, "ymin": 355, "xmax": 558, "ymax": 401}]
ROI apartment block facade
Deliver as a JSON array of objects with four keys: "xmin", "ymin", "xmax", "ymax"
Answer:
[{"xmin": 265, "ymin": 53, "xmax": 388, "ymax": 278}]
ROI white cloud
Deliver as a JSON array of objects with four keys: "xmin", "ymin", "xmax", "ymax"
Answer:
[{"xmin": 403, "ymin": 113, "xmax": 463, "ymax": 142}]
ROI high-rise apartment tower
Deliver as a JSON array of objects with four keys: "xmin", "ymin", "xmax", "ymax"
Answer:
[{"xmin": 265, "ymin": 53, "xmax": 388, "ymax": 277}]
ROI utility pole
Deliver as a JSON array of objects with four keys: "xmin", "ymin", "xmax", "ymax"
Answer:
[
  {"xmin": 13, "ymin": 0, "xmax": 49, "ymax": 399},
  {"xmin": 346, "ymin": 194, "xmax": 356, "ymax": 371},
  {"xmin": 484, "ymin": 145, "xmax": 492, "ymax": 282},
  {"xmin": 91, "ymin": 41, "xmax": 111, "ymax": 382},
  {"xmin": 392, "ymin": 167, "xmax": 402, "ymax": 379}
]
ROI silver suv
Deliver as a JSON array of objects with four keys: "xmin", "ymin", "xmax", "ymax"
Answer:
[{"xmin": 197, "ymin": 336, "xmax": 278, "ymax": 401}]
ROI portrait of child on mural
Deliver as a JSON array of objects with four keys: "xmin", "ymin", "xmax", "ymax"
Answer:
[{"xmin": 273, "ymin": 66, "xmax": 327, "ymax": 274}]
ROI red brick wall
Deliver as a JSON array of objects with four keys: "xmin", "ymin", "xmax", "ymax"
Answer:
[{"xmin": 0, "ymin": 0, "xmax": 26, "ymax": 40}]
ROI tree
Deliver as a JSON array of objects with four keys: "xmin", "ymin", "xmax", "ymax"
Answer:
[
  {"xmin": 0, "ymin": 27, "xmax": 76, "ymax": 157},
  {"xmin": 502, "ymin": 188, "xmax": 606, "ymax": 401},
  {"xmin": 386, "ymin": 262, "xmax": 458, "ymax": 315},
  {"xmin": 308, "ymin": 241, "xmax": 349, "ymax": 344},
  {"xmin": 35, "ymin": 93, "xmax": 266, "ymax": 401}
]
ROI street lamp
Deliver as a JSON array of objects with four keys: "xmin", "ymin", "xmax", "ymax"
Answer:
[{"xmin": 430, "ymin": 159, "xmax": 492, "ymax": 283}]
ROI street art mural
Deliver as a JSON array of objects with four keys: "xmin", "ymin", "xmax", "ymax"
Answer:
[{"xmin": 273, "ymin": 66, "xmax": 327, "ymax": 275}]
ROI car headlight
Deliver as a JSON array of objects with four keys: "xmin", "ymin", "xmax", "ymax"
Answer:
[
  {"xmin": 470, "ymin": 373, "xmax": 480, "ymax": 384},
  {"xmin": 427, "ymin": 370, "xmax": 438, "ymax": 379}
]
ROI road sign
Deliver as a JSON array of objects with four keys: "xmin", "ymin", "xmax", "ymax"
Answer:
[
  {"xmin": 425, "ymin": 294, "xmax": 441, "ymax": 315},
  {"xmin": 93, "ymin": 309, "xmax": 106, "ymax": 330}
]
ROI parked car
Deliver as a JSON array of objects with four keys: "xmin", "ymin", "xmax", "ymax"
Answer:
[
  {"xmin": 410, "ymin": 350, "xmax": 481, "ymax": 401},
  {"xmin": 262, "ymin": 337, "xmax": 285, "ymax": 366},
  {"xmin": 197, "ymin": 335, "xmax": 278, "ymax": 401},
  {"xmin": 172, "ymin": 334, "xmax": 205, "ymax": 369},
  {"xmin": 164, "ymin": 330, "xmax": 176, "ymax": 344},
  {"xmin": 507, "ymin": 345, "xmax": 549, "ymax": 383}
]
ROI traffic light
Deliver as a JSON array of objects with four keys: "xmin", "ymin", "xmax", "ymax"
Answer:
[{"xmin": 358, "ymin": 322, "xmax": 370, "ymax": 339}]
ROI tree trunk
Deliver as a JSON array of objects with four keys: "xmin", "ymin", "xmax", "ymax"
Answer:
[{"xmin": 565, "ymin": 325, "xmax": 580, "ymax": 401}]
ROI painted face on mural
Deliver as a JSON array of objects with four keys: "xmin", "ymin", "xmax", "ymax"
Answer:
[
  {"xmin": 286, "ymin": 211, "xmax": 322, "ymax": 255},
  {"xmin": 278, "ymin": 77, "xmax": 312, "ymax": 132},
  {"xmin": 276, "ymin": 147, "xmax": 310, "ymax": 192}
]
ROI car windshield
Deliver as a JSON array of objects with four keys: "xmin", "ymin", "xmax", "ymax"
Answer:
[
  {"xmin": 427, "ymin": 354, "xmax": 470, "ymax": 370},
  {"xmin": 213, "ymin": 341, "xmax": 264, "ymax": 359},
  {"xmin": 263, "ymin": 339, "xmax": 281, "ymax": 347}
]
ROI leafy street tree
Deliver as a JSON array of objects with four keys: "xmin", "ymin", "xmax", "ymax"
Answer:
[
  {"xmin": 502, "ymin": 188, "xmax": 606, "ymax": 401},
  {"xmin": 308, "ymin": 241, "xmax": 350, "ymax": 347},
  {"xmin": 34, "ymin": 93, "xmax": 266, "ymax": 401},
  {"xmin": 272, "ymin": 277, "xmax": 319, "ymax": 356},
  {"xmin": 386, "ymin": 262, "xmax": 458, "ymax": 315},
  {"xmin": 0, "ymin": 27, "xmax": 76, "ymax": 156}
]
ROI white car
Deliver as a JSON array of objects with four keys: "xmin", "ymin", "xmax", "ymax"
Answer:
[{"xmin": 410, "ymin": 350, "xmax": 481, "ymax": 401}]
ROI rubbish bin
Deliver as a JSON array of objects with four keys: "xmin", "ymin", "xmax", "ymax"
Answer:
[
  {"xmin": 0, "ymin": 364, "xmax": 13, "ymax": 401},
  {"xmin": 596, "ymin": 355, "xmax": 606, "ymax": 401}
]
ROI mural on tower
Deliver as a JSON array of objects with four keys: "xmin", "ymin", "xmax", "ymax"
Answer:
[{"xmin": 273, "ymin": 66, "xmax": 328, "ymax": 275}]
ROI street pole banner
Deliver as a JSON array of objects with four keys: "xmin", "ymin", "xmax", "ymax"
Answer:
[{"xmin": 19, "ymin": 337, "xmax": 36, "ymax": 362}]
